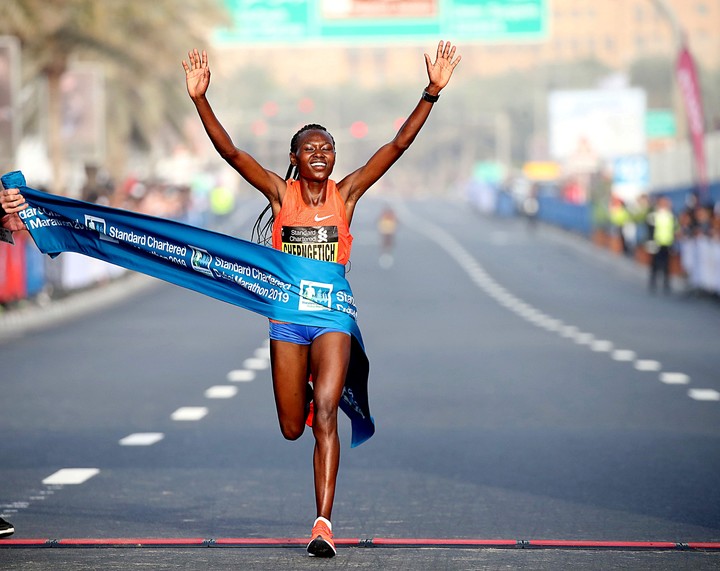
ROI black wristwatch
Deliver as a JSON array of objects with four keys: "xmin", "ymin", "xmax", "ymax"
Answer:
[{"xmin": 422, "ymin": 89, "xmax": 440, "ymax": 103}]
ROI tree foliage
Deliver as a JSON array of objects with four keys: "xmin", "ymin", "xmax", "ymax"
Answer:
[{"xmin": 0, "ymin": 0, "xmax": 229, "ymax": 191}]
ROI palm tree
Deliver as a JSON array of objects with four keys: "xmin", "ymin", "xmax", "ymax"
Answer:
[{"xmin": 0, "ymin": 0, "xmax": 228, "ymax": 193}]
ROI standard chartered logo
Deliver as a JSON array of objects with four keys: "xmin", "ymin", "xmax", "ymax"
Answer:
[{"xmin": 190, "ymin": 246, "xmax": 214, "ymax": 277}]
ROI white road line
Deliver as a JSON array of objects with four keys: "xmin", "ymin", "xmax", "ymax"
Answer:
[
  {"xmin": 591, "ymin": 340, "xmax": 614, "ymax": 352},
  {"xmin": 560, "ymin": 326, "xmax": 579, "ymax": 338},
  {"xmin": 42, "ymin": 468, "xmax": 100, "ymax": 485},
  {"xmin": 540, "ymin": 320, "xmax": 563, "ymax": 332},
  {"xmin": 254, "ymin": 347, "xmax": 271, "ymax": 360},
  {"xmin": 573, "ymin": 332, "xmax": 595, "ymax": 345},
  {"xmin": 399, "ymin": 204, "xmax": 705, "ymax": 405},
  {"xmin": 205, "ymin": 385, "xmax": 238, "ymax": 399},
  {"xmin": 611, "ymin": 350, "xmax": 636, "ymax": 362},
  {"xmin": 119, "ymin": 433, "xmax": 165, "ymax": 446},
  {"xmin": 634, "ymin": 360, "xmax": 662, "ymax": 372},
  {"xmin": 171, "ymin": 407, "xmax": 208, "ymax": 421},
  {"xmin": 227, "ymin": 369, "xmax": 256, "ymax": 382},
  {"xmin": 688, "ymin": 389, "xmax": 720, "ymax": 401},
  {"xmin": 660, "ymin": 372, "xmax": 691, "ymax": 385},
  {"xmin": 243, "ymin": 357, "xmax": 269, "ymax": 370}
]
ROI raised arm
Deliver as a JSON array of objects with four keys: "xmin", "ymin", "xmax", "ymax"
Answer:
[
  {"xmin": 338, "ymin": 41, "xmax": 461, "ymax": 210},
  {"xmin": 183, "ymin": 49, "xmax": 285, "ymax": 207}
]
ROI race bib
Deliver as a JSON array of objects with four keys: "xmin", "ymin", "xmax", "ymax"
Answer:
[{"xmin": 281, "ymin": 225, "xmax": 338, "ymax": 263}]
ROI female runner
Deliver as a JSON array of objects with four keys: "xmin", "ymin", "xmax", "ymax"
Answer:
[{"xmin": 1, "ymin": 40, "xmax": 460, "ymax": 558}]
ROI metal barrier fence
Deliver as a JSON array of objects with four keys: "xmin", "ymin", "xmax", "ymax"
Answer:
[
  {"xmin": 679, "ymin": 236, "xmax": 720, "ymax": 295},
  {"xmin": 1, "ymin": 233, "xmax": 126, "ymax": 307}
]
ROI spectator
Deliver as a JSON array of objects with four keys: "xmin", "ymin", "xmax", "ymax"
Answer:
[
  {"xmin": 648, "ymin": 196, "xmax": 676, "ymax": 294},
  {"xmin": 609, "ymin": 195, "xmax": 631, "ymax": 255},
  {"xmin": 677, "ymin": 208, "xmax": 699, "ymax": 292}
]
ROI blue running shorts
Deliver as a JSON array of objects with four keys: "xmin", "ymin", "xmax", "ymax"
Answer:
[{"xmin": 268, "ymin": 321, "xmax": 350, "ymax": 345}]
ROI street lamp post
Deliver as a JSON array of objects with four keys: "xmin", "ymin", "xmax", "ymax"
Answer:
[{"xmin": 649, "ymin": 0, "xmax": 684, "ymax": 48}]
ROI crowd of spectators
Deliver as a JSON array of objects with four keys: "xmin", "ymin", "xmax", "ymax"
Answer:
[
  {"xmin": 80, "ymin": 165, "xmax": 205, "ymax": 225},
  {"xmin": 609, "ymin": 191, "xmax": 720, "ymax": 296},
  {"xmin": 676, "ymin": 195, "xmax": 720, "ymax": 296},
  {"xmin": 1, "ymin": 165, "xmax": 236, "ymax": 308}
]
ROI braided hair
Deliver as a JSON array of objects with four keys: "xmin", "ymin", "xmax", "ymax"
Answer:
[{"xmin": 251, "ymin": 124, "xmax": 335, "ymax": 245}]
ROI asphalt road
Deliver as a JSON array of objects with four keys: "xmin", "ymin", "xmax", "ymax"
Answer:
[{"xmin": 1, "ymin": 197, "xmax": 719, "ymax": 570}]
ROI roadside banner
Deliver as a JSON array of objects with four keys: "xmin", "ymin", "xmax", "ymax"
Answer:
[{"xmin": 676, "ymin": 45, "xmax": 707, "ymax": 196}]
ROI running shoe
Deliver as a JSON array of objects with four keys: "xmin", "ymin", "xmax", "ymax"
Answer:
[
  {"xmin": 305, "ymin": 401, "xmax": 314, "ymax": 427},
  {"xmin": 0, "ymin": 516, "xmax": 14, "ymax": 538},
  {"xmin": 307, "ymin": 518, "xmax": 336, "ymax": 558}
]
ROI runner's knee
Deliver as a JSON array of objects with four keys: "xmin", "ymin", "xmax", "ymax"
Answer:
[
  {"xmin": 312, "ymin": 401, "xmax": 338, "ymax": 433},
  {"xmin": 279, "ymin": 419, "xmax": 305, "ymax": 441}
]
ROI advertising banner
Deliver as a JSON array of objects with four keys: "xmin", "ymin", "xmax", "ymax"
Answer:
[{"xmin": 675, "ymin": 46, "xmax": 707, "ymax": 194}]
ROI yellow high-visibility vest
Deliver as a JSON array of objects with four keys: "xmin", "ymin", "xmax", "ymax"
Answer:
[{"xmin": 653, "ymin": 209, "xmax": 675, "ymax": 246}]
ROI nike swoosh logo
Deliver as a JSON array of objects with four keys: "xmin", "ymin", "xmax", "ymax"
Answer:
[{"xmin": 314, "ymin": 214, "xmax": 334, "ymax": 222}]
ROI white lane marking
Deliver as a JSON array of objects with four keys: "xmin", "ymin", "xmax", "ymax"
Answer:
[
  {"xmin": 243, "ymin": 357, "xmax": 269, "ymax": 370},
  {"xmin": 205, "ymin": 385, "xmax": 238, "ymax": 399},
  {"xmin": 42, "ymin": 468, "xmax": 100, "ymax": 485},
  {"xmin": 688, "ymin": 389, "xmax": 720, "ymax": 401},
  {"xmin": 660, "ymin": 372, "xmax": 691, "ymax": 385},
  {"xmin": 591, "ymin": 340, "xmax": 614, "ymax": 352},
  {"xmin": 573, "ymin": 332, "xmax": 595, "ymax": 345},
  {"xmin": 171, "ymin": 407, "xmax": 208, "ymax": 421},
  {"xmin": 635, "ymin": 360, "xmax": 662, "ymax": 372},
  {"xmin": 560, "ymin": 326, "xmax": 579, "ymax": 338},
  {"xmin": 612, "ymin": 350, "xmax": 636, "ymax": 362},
  {"xmin": 119, "ymin": 433, "xmax": 164, "ymax": 446},
  {"xmin": 254, "ymin": 347, "xmax": 271, "ymax": 360},
  {"xmin": 540, "ymin": 320, "xmax": 564, "ymax": 332},
  {"xmin": 227, "ymin": 369, "xmax": 256, "ymax": 382},
  {"xmin": 399, "ymin": 203, "xmax": 703, "ymax": 404}
]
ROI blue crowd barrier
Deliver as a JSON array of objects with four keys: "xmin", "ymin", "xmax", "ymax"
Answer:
[
  {"xmin": 658, "ymin": 181, "xmax": 720, "ymax": 211},
  {"xmin": 536, "ymin": 196, "xmax": 593, "ymax": 237},
  {"xmin": 24, "ymin": 237, "xmax": 46, "ymax": 297}
]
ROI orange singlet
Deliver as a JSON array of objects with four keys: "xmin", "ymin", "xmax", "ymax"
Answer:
[{"xmin": 272, "ymin": 179, "xmax": 353, "ymax": 266}]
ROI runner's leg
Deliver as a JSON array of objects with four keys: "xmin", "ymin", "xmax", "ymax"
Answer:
[
  {"xmin": 270, "ymin": 339, "xmax": 310, "ymax": 440},
  {"xmin": 309, "ymin": 332, "xmax": 351, "ymax": 519}
]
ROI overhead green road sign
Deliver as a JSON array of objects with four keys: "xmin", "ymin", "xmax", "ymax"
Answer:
[
  {"xmin": 216, "ymin": 0, "xmax": 548, "ymax": 44},
  {"xmin": 218, "ymin": 0, "xmax": 310, "ymax": 43},
  {"xmin": 447, "ymin": 0, "xmax": 547, "ymax": 38}
]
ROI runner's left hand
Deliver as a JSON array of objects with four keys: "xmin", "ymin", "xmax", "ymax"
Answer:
[{"xmin": 424, "ymin": 40, "xmax": 462, "ymax": 92}]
